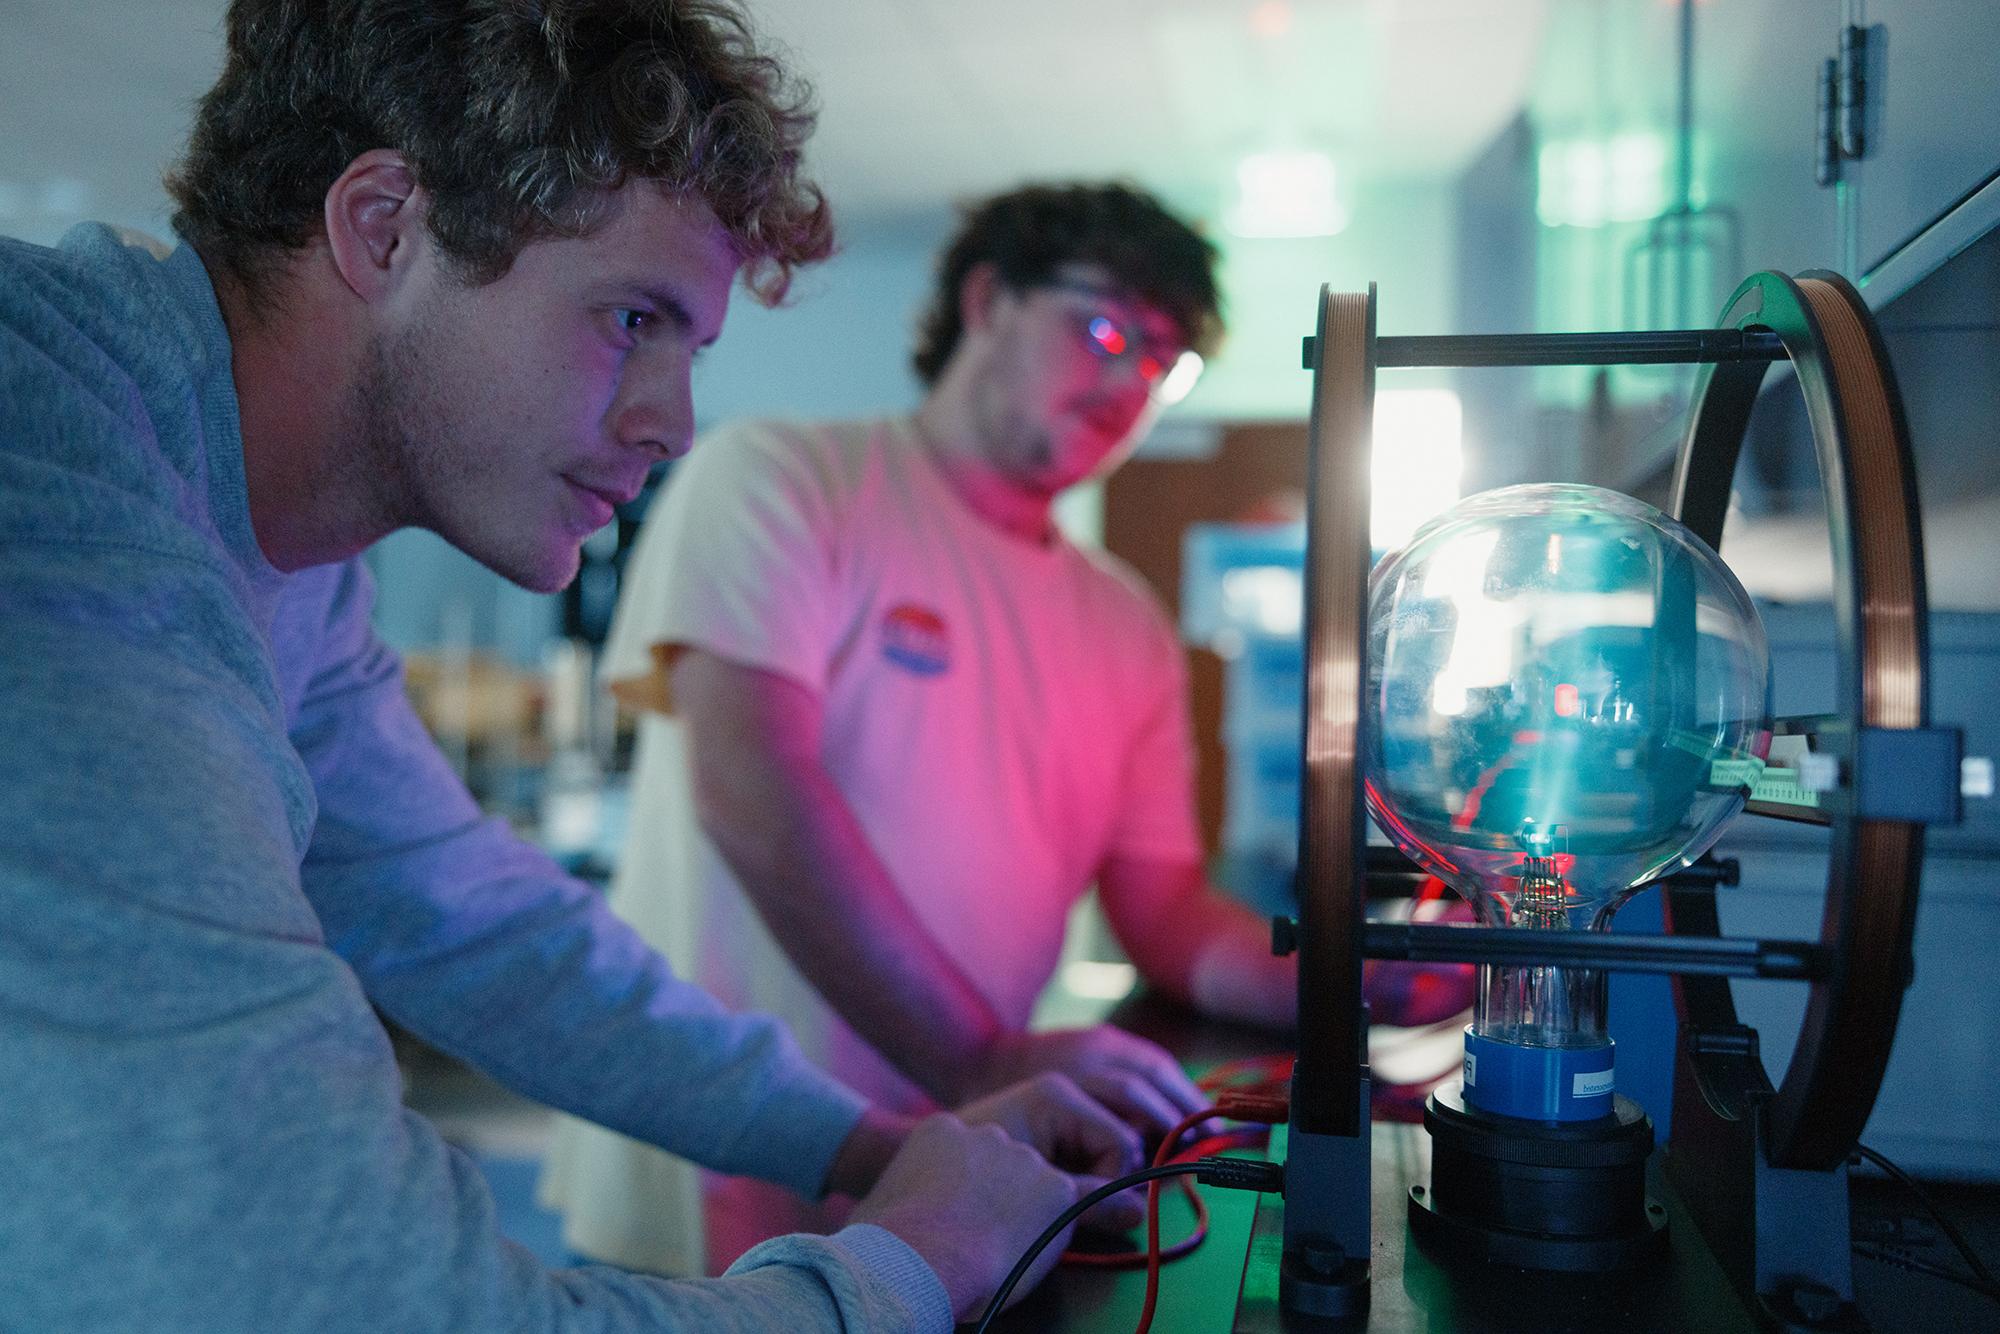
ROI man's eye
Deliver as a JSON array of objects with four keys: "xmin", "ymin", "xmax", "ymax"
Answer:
[{"xmin": 615, "ymin": 309, "xmax": 654, "ymax": 334}]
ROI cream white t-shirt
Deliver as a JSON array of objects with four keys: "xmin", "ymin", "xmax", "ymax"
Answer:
[{"xmin": 542, "ymin": 417, "xmax": 1201, "ymax": 1271}]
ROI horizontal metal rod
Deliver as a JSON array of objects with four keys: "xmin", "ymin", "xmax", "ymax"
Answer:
[
  {"xmin": 1657, "ymin": 857, "xmax": 1740, "ymax": 888},
  {"xmin": 1301, "ymin": 328, "xmax": 1789, "ymax": 370},
  {"xmin": 1362, "ymin": 922, "xmax": 1827, "ymax": 980}
]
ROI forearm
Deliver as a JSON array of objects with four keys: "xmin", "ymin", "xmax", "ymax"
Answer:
[
  {"xmin": 284, "ymin": 611, "xmax": 869, "ymax": 1192},
  {"xmin": 1185, "ymin": 908, "xmax": 1298, "ymax": 1029},
  {"xmin": 307, "ymin": 817, "xmax": 867, "ymax": 1193},
  {"xmin": 1100, "ymin": 859, "xmax": 1297, "ymax": 1030},
  {"xmin": 675, "ymin": 648, "xmax": 1015, "ymax": 1104},
  {"xmin": 694, "ymin": 745, "xmax": 1007, "ymax": 1102},
  {"xmin": 1107, "ymin": 870, "xmax": 1471, "ymax": 1033}
]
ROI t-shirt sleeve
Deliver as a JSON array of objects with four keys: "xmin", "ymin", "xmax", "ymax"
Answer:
[{"xmin": 602, "ymin": 420, "xmax": 844, "ymax": 706}]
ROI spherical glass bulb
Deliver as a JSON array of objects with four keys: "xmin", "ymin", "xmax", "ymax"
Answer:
[{"xmin": 1364, "ymin": 484, "xmax": 1770, "ymax": 1112}]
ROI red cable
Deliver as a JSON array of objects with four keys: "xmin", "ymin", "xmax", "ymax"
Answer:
[
  {"xmin": 1058, "ymin": 1106, "xmax": 1216, "ymax": 1262},
  {"xmin": 1061, "ymin": 1178, "xmax": 1208, "ymax": 1269},
  {"xmin": 1051, "ymin": 1069, "xmax": 1295, "ymax": 1333},
  {"xmin": 1056, "ymin": 909, "xmax": 1460, "ymax": 1320},
  {"xmin": 1134, "ymin": 1105, "xmax": 1218, "ymax": 1334}
]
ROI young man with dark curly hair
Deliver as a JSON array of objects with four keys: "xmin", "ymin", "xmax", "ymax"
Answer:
[
  {"xmin": 0, "ymin": 5, "xmax": 1145, "ymax": 1330},
  {"xmin": 545, "ymin": 181, "xmax": 1474, "ymax": 1271}
]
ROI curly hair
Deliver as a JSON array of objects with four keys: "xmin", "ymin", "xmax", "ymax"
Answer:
[
  {"xmin": 166, "ymin": 0, "xmax": 832, "ymax": 305},
  {"xmin": 911, "ymin": 181, "xmax": 1224, "ymax": 387}
]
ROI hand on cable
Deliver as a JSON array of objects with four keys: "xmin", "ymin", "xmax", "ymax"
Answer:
[
  {"xmin": 848, "ymin": 1112, "xmax": 1082, "ymax": 1321},
  {"xmin": 954, "ymin": 1072, "xmax": 1147, "ymax": 1231},
  {"xmin": 963, "ymin": 1024, "xmax": 1209, "ymax": 1141}
]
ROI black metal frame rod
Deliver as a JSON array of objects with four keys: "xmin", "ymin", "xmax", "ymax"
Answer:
[
  {"xmin": 1300, "ymin": 328, "xmax": 1789, "ymax": 369},
  {"xmin": 1363, "ymin": 922, "xmax": 1828, "ymax": 980}
]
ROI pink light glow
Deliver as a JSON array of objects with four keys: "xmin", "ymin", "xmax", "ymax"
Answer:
[{"xmin": 1250, "ymin": 1, "xmax": 1292, "ymax": 39}]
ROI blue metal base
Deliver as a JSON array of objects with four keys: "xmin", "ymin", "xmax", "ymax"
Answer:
[{"xmin": 1462, "ymin": 1029, "xmax": 1616, "ymax": 1121}]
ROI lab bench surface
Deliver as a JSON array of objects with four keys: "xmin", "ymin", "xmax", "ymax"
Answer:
[
  {"xmin": 977, "ymin": 992, "xmax": 1284, "ymax": 1333},
  {"xmin": 994, "ymin": 994, "xmax": 2000, "ymax": 1334}
]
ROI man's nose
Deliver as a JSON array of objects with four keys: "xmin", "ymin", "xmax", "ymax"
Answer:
[{"xmin": 615, "ymin": 369, "xmax": 695, "ymax": 459}]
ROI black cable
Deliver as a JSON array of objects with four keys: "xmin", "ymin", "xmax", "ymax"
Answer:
[
  {"xmin": 1853, "ymin": 1242, "xmax": 2000, "ymax": 1306},
  {"xmin": 969, "ymin": 1163, "xmax": 1199, "ymax": 1334},
  {"xmin": 969, "ymin": 1158, "xmax": 1283, "ymax": 1334},
  {"xmin": 1852, "ymin": 1142, "xmax": 1998, "ymax": 1287}
]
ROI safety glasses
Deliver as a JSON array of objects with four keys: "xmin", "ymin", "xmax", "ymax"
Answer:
[{"xmin": 1041, "ymin": 280, "xmax": 1204, "ymax": 406}]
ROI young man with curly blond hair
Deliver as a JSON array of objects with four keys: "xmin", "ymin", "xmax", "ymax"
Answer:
[{"xmin": 0, "ymin": 3, "xmax": 1139, "ymax": 1329}]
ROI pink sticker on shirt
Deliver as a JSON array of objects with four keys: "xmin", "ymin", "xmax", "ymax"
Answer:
[{"xmin": 880, "ymin": 603, "xmax": 950, "ymax": 676}]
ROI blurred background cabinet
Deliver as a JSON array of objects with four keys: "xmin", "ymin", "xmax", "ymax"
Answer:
[{"xmin": 1835, "ymin": 0, "xmax": 2000, "ymax": 279}]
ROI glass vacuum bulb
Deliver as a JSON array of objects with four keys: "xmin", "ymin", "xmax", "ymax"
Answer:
[{"xmin": 1364, "ymin": 483, "xmax": 1771, "ymax": 1117}]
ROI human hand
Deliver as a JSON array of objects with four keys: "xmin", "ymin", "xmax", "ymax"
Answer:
[
  {"xmin": 954, "ymin": 1072, "xmax": 1146, "ymax": 1231},
  {"xmin": 848, "ymin": 1112, "xmax": 1082, "ymax": 1321},
  {"xmin": 964, "ymin": 1024, "xmax": 1208, "ymax": 1140}
]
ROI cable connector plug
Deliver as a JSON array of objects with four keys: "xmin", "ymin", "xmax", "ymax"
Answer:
[
  {"xmin": 1196, "ymin": 1157, "xmax": 1284, "ymax": 1195},
  {"xmin": 1213, "ymin": 1091, "xmax": 1289, "ymax": 1124}
]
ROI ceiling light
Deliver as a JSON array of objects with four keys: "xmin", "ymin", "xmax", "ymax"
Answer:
[{"xmin": 1226, "ymin": 147, "xmax": 1350, "ymax": 239}]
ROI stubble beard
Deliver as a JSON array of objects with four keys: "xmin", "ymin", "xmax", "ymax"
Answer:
[
  {"xmin": 350, "ymin": 316, "xmax": 569, "ymax": 592},
  {"xmin": 971, "ymin": 371, "xmax": 1058, "ymax": 496},
  {"xmin": 350, "ymin": 329, "xmax": 426, "ymax": 542}
]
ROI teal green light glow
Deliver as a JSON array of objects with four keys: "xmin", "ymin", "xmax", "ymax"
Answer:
[{"xmin": 1537, "ymin": 132, "xmax": 1670, "ymax": 228}]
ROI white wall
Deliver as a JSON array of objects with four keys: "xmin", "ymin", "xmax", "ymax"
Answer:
[
  {"xmin": 1191, "ymin": 176, "xmax": 1464, "ymax": 420},
  {"xmin": 688, "ymin": 212, "xmax": 946, "ymax": 428}
]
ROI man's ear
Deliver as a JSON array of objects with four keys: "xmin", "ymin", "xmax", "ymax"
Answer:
[
  {"xmin": 958, "ymin": 261, "xmax": 1007, "ymax": 334},
  {"xmin": 323, "ymin": 149, "xmax": 426, "ymax": 303}
]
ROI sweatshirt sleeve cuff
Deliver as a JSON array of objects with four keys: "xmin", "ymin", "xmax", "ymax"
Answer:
[{"xmin": 828, "ymin": 1224, "xmax": 954, "ymax": 1333}]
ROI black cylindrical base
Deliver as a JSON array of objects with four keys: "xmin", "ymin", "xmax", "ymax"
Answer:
[
  {"xmin": 1278, "ymin": 1245, "xmax": 1370, "ymax": 1323},
  {"xmin": 1409, "ymin": 1085, "xmax": 1668, "ymax": 1273}
]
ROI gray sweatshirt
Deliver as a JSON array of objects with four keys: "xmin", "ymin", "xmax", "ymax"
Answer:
[{"xmin": 0, "ymin": 224, "xmax": 951, "ymax": 1332}]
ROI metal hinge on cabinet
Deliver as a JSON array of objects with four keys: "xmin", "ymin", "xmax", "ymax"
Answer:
[{"xmin": 1817, "ymin": 23, "xmax": 1883, "ymax": 187}]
